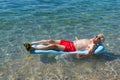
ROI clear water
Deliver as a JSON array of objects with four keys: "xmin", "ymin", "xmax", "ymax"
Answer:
[{"xmin": 0, "ymin": 0, "xmax": 120, "ymax": 79}]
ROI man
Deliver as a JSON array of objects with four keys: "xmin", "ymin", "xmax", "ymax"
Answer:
[{"xmin": 24, "ymin": 34, "xmax": 105, "ymax": 58}]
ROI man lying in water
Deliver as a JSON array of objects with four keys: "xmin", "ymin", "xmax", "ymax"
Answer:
[{"xmin": 24, "ymin": 34, "xmax": 105, "ymax": 58}]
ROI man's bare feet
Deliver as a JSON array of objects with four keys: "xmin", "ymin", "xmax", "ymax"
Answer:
[{"xmin": 23, "ymin": 43, "xmax": 32, "ymax": 51}]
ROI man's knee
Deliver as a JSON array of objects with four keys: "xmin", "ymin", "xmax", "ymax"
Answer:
[
  {"xmin": 48, "ymin": 39, "xmax": 55, "ymax": 44},
  {"xmin": 50, "ymin": 44, "xmax": 59, "ymax": 49}
]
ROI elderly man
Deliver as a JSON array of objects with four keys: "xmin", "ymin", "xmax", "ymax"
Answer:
[{"xmin": 24, "ymin": 34, "xmax": 105, "ymax": 57}]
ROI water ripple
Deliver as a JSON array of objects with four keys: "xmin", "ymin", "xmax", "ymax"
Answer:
[{"xmin": 0, "ymin": 0, "xmax": 120, "ymax": 80}]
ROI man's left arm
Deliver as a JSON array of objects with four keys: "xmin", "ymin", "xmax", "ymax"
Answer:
[
  {"xmin": 77, "ymin": 44, "xmax": 95, "ymax": 58},
  {"xmin": 86, "ymin": 44, "xmax": 96, "ymax": 56}
]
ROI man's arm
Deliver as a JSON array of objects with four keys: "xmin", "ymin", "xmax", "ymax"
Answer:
[
  {"xmin": 75, "ymin": 36, "xmax": 79, "ymax": 40},
  {"xmin": 77, "ymin": 44, "xmax": 95, "ymax": 58},
  {"xmin": 86, "ymin": 44, "xmax": 95, "ymax": 55}
]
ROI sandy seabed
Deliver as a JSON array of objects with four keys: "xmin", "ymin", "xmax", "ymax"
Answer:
[{"xmin": 0, "ymin": 53, "xmax": 120, "ymax": 80}]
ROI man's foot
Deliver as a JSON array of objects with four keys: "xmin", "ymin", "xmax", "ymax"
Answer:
[{"xmin": 23, "ymin": 43, "xmax": 32, "ymax": 51}]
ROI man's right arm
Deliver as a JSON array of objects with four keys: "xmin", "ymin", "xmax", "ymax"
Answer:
[{"xmin": 75, "ymin": 36, "xmax": 79, "ymax": 40}]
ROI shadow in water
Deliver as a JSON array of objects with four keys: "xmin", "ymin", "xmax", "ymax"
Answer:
[
  {"xmin": 39, "ymin": 54, "xmax": 57, "ymax": 64},
  {"xmin": 39, "ymin": 52, "xmax": 120, "ymax": 64},
  {"xmin": 100, "ymin": 51, "xmax": 120, "ymax": 61}
]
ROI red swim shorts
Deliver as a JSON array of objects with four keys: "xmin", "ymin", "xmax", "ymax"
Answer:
[{"xmin": 60, "ymin": 40, "xmax": 76, "ymax": 52}]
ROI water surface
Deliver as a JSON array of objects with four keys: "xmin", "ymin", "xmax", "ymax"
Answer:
[{"xmin": 0, "ymin": 0, "xmax": 120, "ymax": 80}]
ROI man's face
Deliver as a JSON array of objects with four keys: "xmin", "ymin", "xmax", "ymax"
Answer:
[
  {"xmin": 94, "ymin": 34, "xmax": 105, "ymax": 44},
  {"xmin": 93, "ymin": 35, "xmax": 100, "ymax": 44}
]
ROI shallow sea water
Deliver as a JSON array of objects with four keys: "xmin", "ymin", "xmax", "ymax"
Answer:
[{"xmin": 0, "ymin": 0, "xmax": 120, "ymax": 80}]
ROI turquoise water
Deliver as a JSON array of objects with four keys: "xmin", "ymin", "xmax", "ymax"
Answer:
[{"xmin": 0, "ymin": 0, "xmax": 120, "ymax": 79}]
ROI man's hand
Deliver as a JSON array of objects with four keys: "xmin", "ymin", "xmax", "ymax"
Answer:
[
  {"xmin": 77, "ymin": 54, "xmax": 88, "ymax": 58},
  {"xmin": 75, "ymin": 36, "xmax": 79, "ymax": 40}
]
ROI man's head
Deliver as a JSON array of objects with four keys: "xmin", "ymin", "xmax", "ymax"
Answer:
[{"xmin": 93, "ymin": 34, "xmax": 105, "ymax": 44}]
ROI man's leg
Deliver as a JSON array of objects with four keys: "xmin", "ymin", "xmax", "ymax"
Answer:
[
  {"xmin": 31, "ymin": 39, "xmax": 61, "ymax": 44},
  {"xmin": 31, "ymin": 44, "xmax": 65, "ymax": 51}
]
